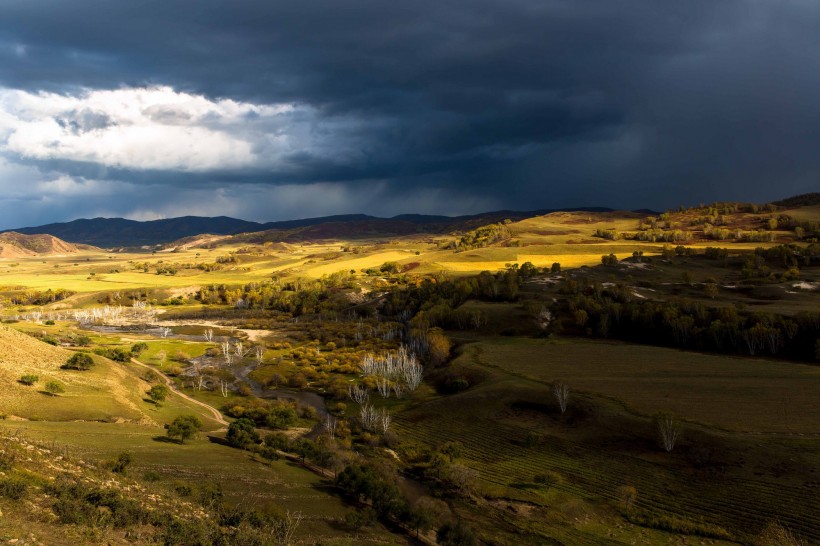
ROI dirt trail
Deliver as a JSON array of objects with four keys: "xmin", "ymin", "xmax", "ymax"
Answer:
[{"xmin": 129, "ymin": 358, "xmax": 228, "ymax": 428}]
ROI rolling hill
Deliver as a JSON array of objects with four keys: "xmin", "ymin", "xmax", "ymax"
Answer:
[{"xmin": 0, "ymin": 232, "xmax": 85, "ymax": 258}]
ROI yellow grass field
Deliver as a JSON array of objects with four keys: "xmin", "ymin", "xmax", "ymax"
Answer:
[{"xmin": 302, "ymin": 249, "xmax": 419, "ymax": 276}]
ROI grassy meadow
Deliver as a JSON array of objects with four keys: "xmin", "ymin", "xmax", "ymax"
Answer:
[{"xmin": 393, "ymin": 336, "xmax": 820, "ymax": 543}]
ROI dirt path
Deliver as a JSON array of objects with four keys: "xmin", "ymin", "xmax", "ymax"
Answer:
[{"xmin": 129, "ymin": 358, "xmax": 228, "ymax": 427}]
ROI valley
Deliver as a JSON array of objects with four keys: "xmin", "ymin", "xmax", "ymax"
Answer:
[{"xmin": 0, "ymin": 197, "xmax": 817, "ymax": 544}]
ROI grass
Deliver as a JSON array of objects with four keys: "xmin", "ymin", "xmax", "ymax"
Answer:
[
  {"xmin": 393, "ymin": 335, "xmax": 820, "ymax": 543},
  {"xmin": 462, "ymin": 337, "xmax": 820, "ymax": 433},
  {"xmin": 0, "ymin": 420, "xmax": 403, "ymax": 544}
]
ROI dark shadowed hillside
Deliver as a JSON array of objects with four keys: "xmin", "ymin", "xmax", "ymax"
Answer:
[{"xmin": 5, "ymin": 208, "xmax": 630, "ymax": 247}]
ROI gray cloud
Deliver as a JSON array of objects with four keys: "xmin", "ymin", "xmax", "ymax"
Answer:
[{"xmin": 0, "ymin": 0, "xmax": 818, "ymax": 228}]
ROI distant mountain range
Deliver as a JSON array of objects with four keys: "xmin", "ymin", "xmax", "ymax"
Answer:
[{"xmin": 4, "ymin": 207, "xmax": 654, "ymax": 248}]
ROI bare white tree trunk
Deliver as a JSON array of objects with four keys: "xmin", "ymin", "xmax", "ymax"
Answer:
[
  {"xmin": 271, "ymin": 510, "xmax": 303, "ymax": 546},
  {"xmin": 255, "ymin": 345, "xmax": 264, "ymax": 365},
  {"xmin": 552, "ymin": 380, "xmax": 570, "ymax": 413},
  {"xmin": 656, "ymin": 414, "xmax": 680, "ymax": 452},
  {"xmin": 324, "ymin": 415, "xmax": 337, "ymax": 440},
  {"xmin": 348, "ymin": 384, "xmax": 369, "ymax": 406},
  {"xmin": 376, "ymin": 377, "xmax": 391, "ymax": 398},
  {"xmin": 378, "ymin": 409, "xmax": 391, "ymax": 434},
  {"xmin": 204, "ymin": 328, "xmax": 214, "ymax": 342}
]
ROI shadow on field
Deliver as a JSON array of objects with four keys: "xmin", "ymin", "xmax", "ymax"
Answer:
[
  {"xmin": 152, "ymin": 436, "xmax": 181, "ymax": 444},
  {"xmin": 206, "ymin": 434, "xmax": 230, "ymax": 447}
]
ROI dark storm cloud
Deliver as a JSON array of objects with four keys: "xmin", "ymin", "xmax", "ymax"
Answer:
[{"xmin": 0, "ymin": 0, "xmax": 818, "ymax": 227}]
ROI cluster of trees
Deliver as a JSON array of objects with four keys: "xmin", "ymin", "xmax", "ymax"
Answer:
[
  {"xmin": 560, "ymin": 282, "xmax": 820, "ymax": 360},
  {"xmin": 196, "ymin": 277, "xmax": 354, "ymax": 316},
  {"xmin": 336, "ymin": 462, "xmax": 477, "ymax": 542},
  {"xmin": 4, "ymin": 288, "xmax": 74, "ymax": 306},
  {"xmin": 223, "ymin": 399, "xmax": 302, "ymax": 430},
  {"xmin": 383, "ymin": 266, "xmax": 527, "ymax": 321},
  {"xmin": 440, "ymin": 222, "xmax": 512, "ymax": 251}
]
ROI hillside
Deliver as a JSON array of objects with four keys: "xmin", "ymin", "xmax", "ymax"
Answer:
[
  {"xmin": 6, "ymin": 208, "xmax": 628, "ymax": 247},
  {"xmin": 772, "ymin": 191, "xmax": 820, "ymax": 208},
  {"xmin": 0, "ymin": 326, "xmax": 150, "ymax": 423},
  {"xmin": 0, "ymin": 232, "xmax": 82, "ymax": 258}
]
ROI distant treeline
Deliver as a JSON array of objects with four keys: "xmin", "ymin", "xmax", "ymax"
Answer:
[{"xmin": 560, "ymin": 282, "xmax": 820, "ymax": 361}]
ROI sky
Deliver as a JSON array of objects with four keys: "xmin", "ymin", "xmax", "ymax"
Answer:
[{"xmin": 0, "ymin": 0, "xmax": 818, "ymax": 229}]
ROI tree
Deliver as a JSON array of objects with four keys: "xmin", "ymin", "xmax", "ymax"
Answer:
[
  {"xmin": 131, "ymin": 342, "xmax": 149, "ymax": 356},
  {"xmin": 165, "ymin": 415, "xmax": 202, "ymax": 443},
  {"xmin": 601, "ymin": 253, "xmax": 618, "ymax": 266},
  {"xmin": 655, "ymin": 412, "xmax": 680, "ymax": 452},
  {"xmin": 226, "ymin": 418, "xmax": 260, "ymax": 449},
  {"xmin": 44, "ymin": 381, "xmax": 64, "ymax": 396},
  {"xmin": 147, "ymin": 384, "xmax": 169, "ymax": 404},
  {"xmin": 62, "ymin": 352, "xmax": 94, "ymax": 371},
  {"xmin": 552, "ymin": 380, "xmax": 569, "ymax": 413},
  {"xmin": 551, "ymin": 262, "xmax": 561, "ymax": 273}
]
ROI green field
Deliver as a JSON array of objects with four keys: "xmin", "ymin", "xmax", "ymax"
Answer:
[
  {"xmin": 393, "ymin": 336, "xmax": 820, "ymax": 543},
  {"xmin": 0, "ymin": 420, "xmax": 403, "ymax": 544},
  {"xmin": 462, "ymin": 337, "xmax": 820, "ymax": 433}
]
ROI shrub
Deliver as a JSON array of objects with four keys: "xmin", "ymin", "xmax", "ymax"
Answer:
[
  {"xmin": 108, "ymin": 452, "xmax": 132, "ymax": 474},
  {"xmin": 143, "ymin": 471, "xmax": 161, "ymax": 482},
  {"xmin": 533, "ymin": 470, "xmax": 562, "ymax": 491},
  {"xmin": 94, "ymin": 347, "xmax": 131, "ymax": 362},
  {"xmin": 147, "ymin": 384, "xmax": 169, "ymax": 403},
  {"xmin": 45, "ymin": 381, "xmax": 65, "ymax": 395},
  {"xmin": 19, "ymin": 374, "xmax": 38, "ymax": 386},
  {"xmin": 62, "ymin": 352, "xmax": 94, "ymax": 371},
  {"xmin": 0, "ymin": 477, "xmax": 28, "ymax": 500},
  {"xmin": 437, "ymin": 520, "xmax": 479, "ymax": 546},
  {"xmin": 131, "ymin": 342, "xmax": 149, "ymax": 356}
]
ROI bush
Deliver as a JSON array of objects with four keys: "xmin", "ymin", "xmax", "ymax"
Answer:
[
  {"xmin": 143, "ymin": 471, "xmax": 162, "ymax": 482},
  {"xmin": 0, "ymin": 477, "xmax": 28, "ymax": 500},
  {"xmin": 131, "ymin": 342, "xmax": 149, "ymax": 356},
  {"xmin": 94, "ymin": 347, "xmax": 131, "ymax": 363},
  {"xmin": 45, "ymin": 381, "xmax": 65, "ymax": 395},
  {"xmin": 147, "ymin": 384, "xmax": 169, "ymax": 403},
  {"xmin": 437, "ymin": 520, "xmax": 479, "ymax": 546},
  {"xmin": 62, "ymin": 352, "xmax": 94, "ymax": 371},
  {"xmin": 109, "ymin": 452, "xmax": 132, "ymax": 474},
  {"xmin": 18, "ymin": 374, "xmax": 38, "ymax": 386}
]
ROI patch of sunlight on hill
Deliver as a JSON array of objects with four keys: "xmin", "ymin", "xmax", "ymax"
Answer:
[
  {"xmin": 302, "ymin": 250, "xmax": 417, "ymax": 277},
  {"xmin": 0, "ymin": 326, "xmax": 151, "ymax": 423}
]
